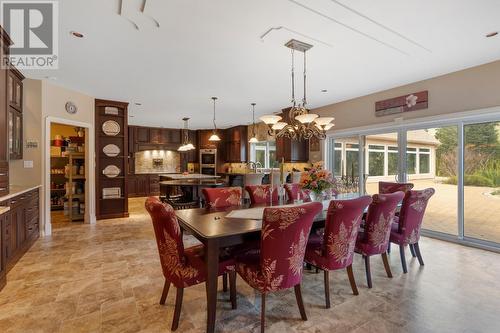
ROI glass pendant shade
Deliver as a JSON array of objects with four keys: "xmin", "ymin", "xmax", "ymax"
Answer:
[
  {"xmin": 295, "ymin": 113, "xmax": 319, "ymax": 124},
  {"xmin": 272, "ymin": 122, "xmax": 287, "ymax": 130},
  {"xmin": 315, "ymin": 123, "xmax": 334, "ymax": 130},
  {"xmin": 314, "ymin": 117, "xmax": 335, "ymax": 126},
  {"xmin": 185, "ymin": 143, "xmax": 195, "ymax": 150},
  {"xmin": 208, "ymin": 133, "xmax": 221, "ymax": 141},
  {"xmin": 249, "ymin": 136, "xmax": 259, "ymax": 143},
  {"xmin": 260, "ymin": 115, "xmax": 282, "ymax": 125}
]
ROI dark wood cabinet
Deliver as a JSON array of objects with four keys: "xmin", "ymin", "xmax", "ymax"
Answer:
[
  {"xmin": 136, "ymin": 127, "xmax": 150, "ymax": 143},
  {"xmin": 224, "ymin": 126, "xmax": 247, "ymax": 163},
  {"xmin": 0, "ymin": 188, "xmax": 40, "ymax": 291},
  {"xmin": 128, "ymin": 174, "xmax": 160, "ymax": 197},
  {"xmin": 276, "ymin": 137, "xmax": 309, "ymax": 162},
  {"xmin": 7, "ymin": 69, "xmax": 24, "ymax": 160},
  {"xmin": 0, "ymin": 28, "xmax": 12, "ymax": 191},
  {"xmin": 198, "ymin": 129, "xmax": 221, "ymax": 149}
]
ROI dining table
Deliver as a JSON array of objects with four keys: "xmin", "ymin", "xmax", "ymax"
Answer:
[{"xmin": 174, "ymin": 193, "xmax": 364, "ymax": 333}]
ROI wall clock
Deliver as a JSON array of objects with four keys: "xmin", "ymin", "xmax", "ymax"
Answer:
[{"xmin": 65, "ymin": 101, "xmax": 78, "ymax": 114}]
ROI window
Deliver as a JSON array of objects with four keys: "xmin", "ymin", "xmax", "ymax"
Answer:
[
  {"xmin": 368, "ymin": 145, "xmax": 384, "ymax": 176},
  {"xmin": 407, "ymin": 148, "xmax": 417, "ymax": 174},
  {"xmin": 419, "ymin": 148, "xmax": 431, "ymax": 174},
  {"xmin": 250, "ymin": 141, "xmax": 277, "ymax": 169},
  {"xmin": 388, "ymin": 146, "xmax": 398, "ymax": 175}
]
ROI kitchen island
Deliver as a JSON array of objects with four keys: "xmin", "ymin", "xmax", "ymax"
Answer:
[{"xmin": 159, "ymin": 178, "xmax": 226, "ymax": 208}]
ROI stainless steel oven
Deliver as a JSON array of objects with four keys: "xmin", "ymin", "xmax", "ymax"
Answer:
[{"xmin": 200, "ymin": 149, "xmax": 217, "ymax": 175}]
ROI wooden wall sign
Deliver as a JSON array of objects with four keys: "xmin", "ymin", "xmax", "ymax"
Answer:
[{"xmin": 375, "ymin": 90, "xmax": 428, "ymax": 117}]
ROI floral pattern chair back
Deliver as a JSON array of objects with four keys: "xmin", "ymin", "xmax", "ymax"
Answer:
[
  {"xmin": 145, "ymin": 197, "xmax": 197, "ymax": 288},
  {"xmin": 284, "ymin": 183, "xmax": 311, "ymax": 202},
  {"xmin": 202, "ymin": 187, "xmax": 242, "ymax": 208},
  {"xmin": 379, "ymin": 181, "xmax": 414, "ymax": 194},
  {"xmin": 237, "ymin": 202, "xmax": 322, "ymax": 292},
  {"xmin": 396, "ymin": 188, "xmax": 435, "ymax": 244},
  {"xmin": 309, "ymin": 196, "xmax": 372, "ymax": 270},
  {"xmin": 357, "ymin": 192, "xmax": 404, "ymax": 256},
  {"xmin": 245, "ymin": 185, "xmax": 278, "ymax": 205}
]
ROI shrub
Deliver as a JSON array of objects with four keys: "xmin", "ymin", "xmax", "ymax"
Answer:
[
  {"xmin": 475, "ymin": 161, "xmax": 500, "ymax": 187},
  {"xmin": 444, "ymin": 175, "xmax": 493, "ymax": 187}
]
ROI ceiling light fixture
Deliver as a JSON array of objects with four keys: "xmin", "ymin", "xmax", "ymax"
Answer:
[
  {"xmin": 208, "ymin": 97, "xmax": 221, "ymax": 141},
  {"xmin": 260, "ymin": 39, "xmax": 334, "ymax": 141},
  {"xmin": 70, "ymin": 31, "xmax": 84, "ymax": 38},
  {"xmin": 178, "ymin": 117, "xmax": 195, "ymax": 151},
  {"xmin": 486, "ymin": 31, "xmax": 498, "ymax": 38},
  {"xmin": 321, "ymin": 89, "xmax": 328, "ymax": 93},
  {"xmin": 249, "ymin": 103, "xmax": 259, "ymax": 143}
]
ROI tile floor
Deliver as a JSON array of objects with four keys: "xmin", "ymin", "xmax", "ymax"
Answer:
[{"xmin": 1, "ymin": 198, "xmax": 499, "ymax": 332}]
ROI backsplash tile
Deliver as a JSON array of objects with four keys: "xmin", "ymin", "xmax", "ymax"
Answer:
[{"xmin": 135, "ymin": 150, "xmax": 180, "ymax": 174}]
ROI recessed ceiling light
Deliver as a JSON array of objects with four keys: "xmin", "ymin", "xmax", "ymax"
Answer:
[
  {"xmin": 134, "ymin": 102, "xmax": 142, "ymax": 106},
  {"xmin": 321, "ymin": 89, "xmax": 328, "ymax": 93},
  {"xmin": 486, "ymin": 31, "xmax": 498, "ymax": 38},
  {"xmin": 70, "ymin": 31, "xmax": 84, "ymax": 38},
  {"xmin": 45, "ymin": 76, "xmax": 57, "ymax": 80}
]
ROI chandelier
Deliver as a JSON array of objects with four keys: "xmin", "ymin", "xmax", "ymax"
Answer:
[
  {"xmin": 260, "ymin": 39, "xmax": 334, "ymax": 140},
  {"xmin": 178, "ymin": 117, "xmax": 195, "ymax": 151}
]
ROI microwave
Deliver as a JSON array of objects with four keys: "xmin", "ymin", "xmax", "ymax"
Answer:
[{"xmin": 200, "ymin": 149, "xmax": 217, "ymax": 165}]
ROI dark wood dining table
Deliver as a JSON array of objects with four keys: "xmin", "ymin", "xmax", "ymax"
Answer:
[{"xmin": 174, "ymin": 201, "xmax": 330, "ymax": 333}]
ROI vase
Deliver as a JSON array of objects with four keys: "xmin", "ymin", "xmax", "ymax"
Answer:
[{"xmin": 309, "ymin": 191, "xmax": 324, "ymax": 202}]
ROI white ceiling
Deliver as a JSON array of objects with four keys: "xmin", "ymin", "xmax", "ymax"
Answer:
[{"xmin": 24, "ymin": 0, "xmax": 500, "ymax": 129}]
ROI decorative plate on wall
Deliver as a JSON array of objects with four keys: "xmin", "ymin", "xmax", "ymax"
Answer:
[
  {"xmin": 102, "ymin": 120, "xmax": 121, "ymax": 136},
  {"xmin": 103, "ymin": 144, "xmax": 121, "ymax": 157},
  {"xmin": 102, "ymin": 165, "xmax": 121, "ymax": 178}
]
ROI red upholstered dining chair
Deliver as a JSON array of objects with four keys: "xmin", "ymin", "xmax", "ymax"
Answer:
[
  {"xmin": 389, "ymin": 188, "xmax": 435, "ymax": 273},
  {"xmin": 284, "ymin": 183, "xmax": 311, "ymax": 203},
  {"xmin": 245, "ymin": 184, "xmax": 279, "ymax": 205},
  {"xmin": 145, "ymin": 197, "xmax": 236, "ymax": 331},
  {"xmin": 379, "ymin": 181, "xmax": 414, "ymax": 194},
  {"xmin": 355, "ymin": 192, "xmax": 405, "ymax": 288},
  {"xmin": 233, "ymin": 202, "xmax": 322, "ymax": 333},
  {"xmin": 202, "ymin": 187, "xmax": 242, "ymax": 208},
  {"xmin": 304, "ymin": 196, "xmax": 373, "ymax": 308}
]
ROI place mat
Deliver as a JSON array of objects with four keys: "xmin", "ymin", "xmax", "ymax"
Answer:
[{"xmin": 225, "ymin": 200, "xmax": 331, "ymax": 220}]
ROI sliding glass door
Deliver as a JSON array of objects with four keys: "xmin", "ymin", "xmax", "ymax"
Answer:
[
  {"xmin": 364, "ymin": 132, "xmax": 400, "ymax": 195},
  {"xmin": 463, "ymin": 121, "xmax": 500, "ymax": 243},
  {"xmin": 406, "ymin": 127, "xmax": 458, "ymax": 235}
]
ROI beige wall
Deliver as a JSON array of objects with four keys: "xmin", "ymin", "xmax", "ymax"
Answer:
[
  {"xmin": 314, "ymin": 60, "xmax": 500, "ymax": 131},
  {"xmin": 9, "ymin": 79, "xmax": 42, "ymax": 186},
  {"xmin": 10, "ymin": 79, "xmax": 96, "ymax": 233}
]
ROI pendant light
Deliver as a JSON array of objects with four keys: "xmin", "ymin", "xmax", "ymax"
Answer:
[
  {"xmin": 249, "ymin": 103, "xmax": 259, "ymax": 143},
  {"xmin": 208, "ymin": 97, "xmax": 221, "ymax": 141},
  {"xmin": 178, "ymin": 117, "xmax": 195, "ymax": 151}
]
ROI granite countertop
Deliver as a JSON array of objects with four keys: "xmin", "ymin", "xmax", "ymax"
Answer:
[
  {"xmin": 0, "ymin": 206, "xmax": 10, "ymax": 215},
  {"xmin": 159, "ymin": 174, "xmax": 220, "ymax": 180},
  {"xmin": 0, "ymin": 185, "xmax": 42, "ymax": 202}
]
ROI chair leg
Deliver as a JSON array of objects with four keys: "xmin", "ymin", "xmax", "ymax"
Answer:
[
  {"xmin": 222, "ymin": 273, "xmax": 228, "ymax": 292},
  {"xmin": 399, "ymin": 245, "xmax": 408, "ymax": 273},
  {"xmin": 294, "ymin": 284, "xmax": 307, "ymax": 321},
  {"xmin": 171, "ymin": 287, "xmax": 184, "ymax": 331},
  {"xmin": 381, "ymin": 252, "xmax": 393, "ymax": 278},
  {"xmin": 409, "ymin": 244, "xmax": 417, "ymax": 258},
  {"xmin": 387, "ymin": 242, "xmax": 391, "ymax": 253},
  {"xmin": 315, "ymin": 267, "xmax": 319, "ymax": 274},
  {"xmin": 364, "ymin": 256, "xmax": 372, "ymax": 288},
  {"xmin": 160, "ymin": 280, "xmax": 170, "ymax": 305},
  {"xmin": 261, "ymin": 293, "xmax": 266, "ymax": 333},
  {"xmin": 323, "ymin": 270, "xmax": 331, "ymax": 309},
  {"xmin": 229, "ymin": 271, "xmax": 237, "ymax": 309},
  {"xmin": 414, "ymin": 242, "xmax": 425, "ymax": 266},
  {"xmin": 346, "ymin": 264, "xmax": 359, "ymax": 295}
]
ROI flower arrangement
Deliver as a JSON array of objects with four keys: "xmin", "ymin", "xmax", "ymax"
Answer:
[{"xmin": 300, "ymin": 166, "xmax": 335, "ymax": 195}]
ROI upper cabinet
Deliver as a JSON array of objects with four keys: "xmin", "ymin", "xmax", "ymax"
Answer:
[
  {"xmin": 7, "ymin": 69, "xmax": 24, "ymax": 160},
  {"xmin": 197, "ymin": 129, "xmax": 220, "ymax": 149},
  {"xmin": 224, "ymin": 126, "xmax": 247, "ymax": 163},
  {"xmin": 129, "ymin": 126, "xmax": 182, "ymax": 151},
  {"xmin": 276, "ymin": 136, "xmax": 309, "ymax": 163}
]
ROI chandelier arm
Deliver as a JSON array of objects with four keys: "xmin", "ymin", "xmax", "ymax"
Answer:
[{"xmin": 303, "ymin": 50, "xmax": 307, "ymax": 107}]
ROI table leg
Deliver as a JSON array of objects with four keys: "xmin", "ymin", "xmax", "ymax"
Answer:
[{"xmin": 205, "ymin": 239, "xmax": 219, "ymax": 333}]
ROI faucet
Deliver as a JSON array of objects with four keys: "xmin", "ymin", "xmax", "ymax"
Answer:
[{"xmin": 247, "ymin": 161, "xmax": 258, "ymax": 173}]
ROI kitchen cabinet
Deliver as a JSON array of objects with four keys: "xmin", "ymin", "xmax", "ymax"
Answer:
[
  {"xmin": 276, "ymin": 136, "xmax": 309, "ymax": 162},
  {"xmin": 7, "ymin": 69, "xmax": 24, "ymax": 160},
  {"xmin": 130, "ymin": 126, "xmax": 182, "ymax": 148},
  {"xmin": 197, "ymin": 129, "xmax": 221, "ymax": 149},
  {"xmin": 136, "ymin": 127, "xmax": 150, "ymax": 143},
  {"xmin": 0, "ymin": 30, "xmax": 12, "ymax": 192},
  {"xmin": 0, "ymin": 188, "xmax": 40, "ymax": 291},
  {"xmin": 224, "ymin": 126, "xmax": 247, "ymax": 163},
  {"xmin": 128, "ymin": 174, "xmax": 160, "ymax": 197}
]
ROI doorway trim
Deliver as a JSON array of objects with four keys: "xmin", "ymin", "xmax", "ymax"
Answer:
[{"xmin": 44, "ymin": 116, "xmax": 96, "ymax": 236}]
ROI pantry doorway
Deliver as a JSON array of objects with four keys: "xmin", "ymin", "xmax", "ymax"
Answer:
[{"xmin": 44, "ymin": 117, "xmax": 95, "ymax": 235}]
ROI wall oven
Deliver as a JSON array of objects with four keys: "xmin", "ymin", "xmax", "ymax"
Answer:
[{"xmin": 200, "ymin": 149, "xmax": 217, "ymax": 175}]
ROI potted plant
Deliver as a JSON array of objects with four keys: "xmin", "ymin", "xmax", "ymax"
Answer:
[{"xmin": 300, "ymin": 166, "xmax": 336, "ymax": 201}]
